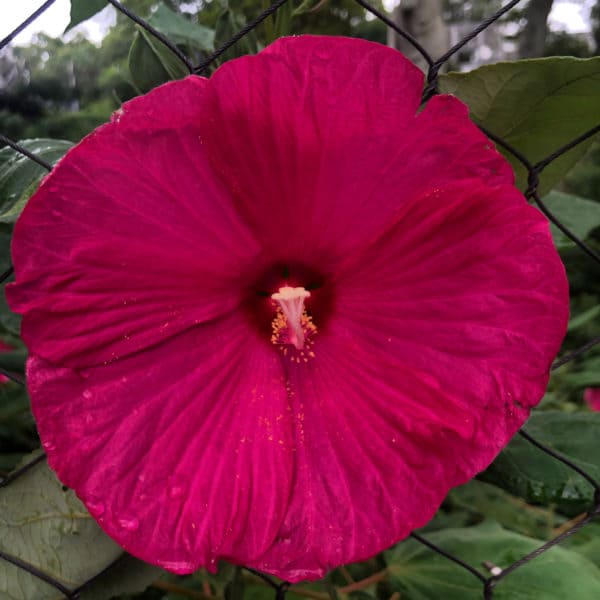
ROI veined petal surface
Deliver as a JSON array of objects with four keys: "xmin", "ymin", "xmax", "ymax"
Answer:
[
  {"xmin": 249, "ymin": 331, "xmax": 477, "ymax": 580},
  {"xmin": 28, "ymin": 314, "xmax": 293, "ymax": 572},
  {"xmin": 249, "ymin": 177, "xmax": 568, "ymax": 578},
  {"xmin": 197, "ymin": 37, "xmax": 512, "ymax": 267},
  {"xmin": 8, "ymin": 77, "xmax": 261, "ymax": 368},
  {"xmin": 336, "ymin": 180, "xmax": 568, "ymax": 470}
]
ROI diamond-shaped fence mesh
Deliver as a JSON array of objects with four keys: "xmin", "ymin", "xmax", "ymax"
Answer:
[{"xmin": 0, "ymin": 0, "xmax": 599, "ymax": 599}]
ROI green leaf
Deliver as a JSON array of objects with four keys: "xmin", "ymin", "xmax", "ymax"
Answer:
[
  {"xmin": 293, "ymin": 0, "xmax": 322, "ymax": 15},
  {"xmin": 0, "ymin": 301, "xmax": 19, "ymax": 338},
  {"xmin": 479, "ymin": 411, "xmax": 600, "ymax": 515},
  {"xmin": 213, "ymin": 8, "xmax": 261, "ymax": 65},
  {"xmin": 0, "ymin": 349, "xmax": 26, "ymax": 373},
  {"xmin": 0, "ymin": 385, "xmax": 37, "ymax": 470},
  {"xmin": 273, "ymin": 0, "xmax": 294, "ymax": 39},
  {"xmin": 445, "ymin": 480, "xmax": 558, "ymax": 539},
  {"xmin": 563, "ymin": 370, "xmax": 600, "ymax": 387},
  {"xmin": 148, "ymin": 3, "xmax": 214, "ymax": 52},
  {"xmin": 0, "ymin": 225, "xmax": 20, "ymax": 336},
  {"xmin": 65, "ymin": 0, "xmax": 107, "ymax": 33},
  {"xmin": 0, "ymin": 139, "xmax": 73, "ymax": 224},
  {"xmin": 0, "ymin": 224, "xmax": 11, "ymax": 273},
  {"xmin": 0, "ymin": 383, "xmax": 29, "ymax": 423},
  {"xmin": 568, "ymin": 304, "xmax": 600, "ymax": 331},
  {"xmin": 0, "ymin": 454, "xmax": 28, "ymax": 475},
  {"xmin": 224, "ymin": 567, "xmax": 245, "ymax": 600},
  {"xmin": 439, "ymin": 57, "xmax": 600, "ymax": 195},
  {"xmin": 542, "ymin": 191, "xmax": 600, "ymax": 249},
  {"xmin": 562, "ymin": 521, "xmax": 600, "ymax": 568},
  {"xmin": 128, "ymin": 27, "xmax": 190, "ymax": 94},
  {"xmin": 385, "ymin": 521, "xmax": 600, "ymax": 600},
  {"xmin": 0, "ymin": 454, "xmax": 163, "ymax": 600},
  {"xmin": 77, "ymin": 555, "xmax": 163, "ymax": 600}
]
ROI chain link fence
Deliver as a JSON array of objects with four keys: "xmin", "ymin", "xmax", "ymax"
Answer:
[{"xmin": 1, "ymin": 0, "xmax": 600, "ymax": 598}]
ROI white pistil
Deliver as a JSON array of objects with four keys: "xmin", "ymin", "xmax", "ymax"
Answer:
[{"xmin": 271, "ymin": 286, "xmax": 311, "ymax": 350}]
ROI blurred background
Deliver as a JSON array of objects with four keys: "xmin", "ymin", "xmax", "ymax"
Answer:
[{"xmin": 1, "ymin": 1, "xmax": 600, "ymax": 143}]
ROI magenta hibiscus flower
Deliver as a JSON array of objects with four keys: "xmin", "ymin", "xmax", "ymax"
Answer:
[
  {"xmin": 584, "ymin": 388, "xmax": 600, "ymax": 411},
  {"xmin": 7, "ymin": 36, "xmax": 568, "ymax": 581}
]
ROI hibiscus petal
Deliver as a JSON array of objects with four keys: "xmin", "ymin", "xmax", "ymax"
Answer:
[
  {"xmin": 248, "ymin": 180, "xmax": 568, "ymax": 581},
  {"xmin": 28, "ymin": 313, "xmax": 293, "ymax": 571},
  {"xmin": 336, "ymin": 180, "xmax": 568, "ymax": 457},
  {"xmin": 584, "ymin": 388, "xmax": 600, "ymax": 411},
  {"xmin": 8, "ymin": 77, "xmax": 261, "ymax": 367},
  {"xmin": 197, "ymin": 37, "xmax": 512, "ymax": 268},
  {"xmin": 405, "ymin": 94, "xmax": 514, "ymax": 188},
  {"xmin": 111, "ymin": 75, "xmax": 210, "ymax": 131},
  {"xmin": 252, "ymin": 181, "xmax": 568, "ymax": 577},
  {"xmin": 197, "ymin": 35, "xmax": 425, "ymax": 267},
  {"xmin": 250, "ymin": 331, "xmax": 481, "ymax": 581}
]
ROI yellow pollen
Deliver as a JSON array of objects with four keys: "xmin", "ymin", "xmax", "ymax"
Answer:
[{"xmin": 270, "ymin": 286, "xmax": 317, "ymax": 351}]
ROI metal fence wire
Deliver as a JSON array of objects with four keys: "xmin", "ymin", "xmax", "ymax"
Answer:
[{"xmin": 1, "ymin": 0, "xmax": 600, "ymax": 599}]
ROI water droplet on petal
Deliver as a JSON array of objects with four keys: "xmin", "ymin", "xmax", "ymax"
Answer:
[
  {"xmin": 87, "ymin": 499, "xmax": 105, "ymax": 516},
  {"xmin": 117, "ymin": 516, "xmax": 139, "ymax": 531},
  {"xmin": 82, "ymin": 389, "xmax": 92, "ymax": 400},
  {"xmin": 167, "ymin": 475, "xmax": 188, "ymax": 500},
  {"xmin": 168, "ymin": 485, "xmax": 185, "ymax": 499}
]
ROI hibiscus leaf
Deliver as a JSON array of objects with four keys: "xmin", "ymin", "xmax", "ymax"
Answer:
[
  {"xmin": 542, "ymin": 191, "xmax": 600, "ymax": 250},
  {"xmin": 76, "ymin": 555, "xmax": 163, "ymax": 600},
  {"xmin": 0, "ymin": 385, "xmax": 36, "ymax": 473},
  {"xmin": 223, "ymin": 567, "xmax": 245, "ymax": 600},
  {"xmin": 563, "ymin": 369, "xmax": 600, "ymax": 387},
  {"xmin": 0, "ymin": 139, "xmax": 73, "ymax": 224},
  {"xmin": 147, "ymin": 3, "xmax": 214, "ymax": 52},
  {"xmin": 479, "ymin": 411, "xmax": 600, "ymax": 516},
  {"xmin": 385, "ymin": 521, "xmax": 600, "ymax": 600},
  {"xmin": 213, "ymin": 7, "xmax": 261, "ymax": 64},
  {"xmin": 444, "ymin": 480, "xmax": 558, "ymax": 540},
  {"xmin": 272, "ymin": 1, "xmax": 294, "ymax": 39},
  {"xmin": 293, "ymin": 0, "xmax": 323, "ymax": 16},
  {"xmin": 439, "ymin": 57, "xmax": 600, "ymax": 196},
  {"xmin": 568, "ymin": 305, "xmax": 600, "ymax": 331},
  {"xmin": 0, "ymin": 349, "xmax": 26, "ymax": 373},
  {"xmin": 65, "ymin": 0, "xmax": 107, "ymax": 33},
  {"xmin": 561, "ymin": 521, "xmax": 600, "ymax": 569},
  {"xmin": 128, "ymin": 27, "xmax": 190, "ymax": 94},
  {"xmin": 0, "ymin": 225, "xmax": 20, "ymax": 337},
  {"xmin": 0, "ymin": 454, "xmax": 163, "ymax": 600}
]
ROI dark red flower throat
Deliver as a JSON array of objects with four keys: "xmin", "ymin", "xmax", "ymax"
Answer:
[{"xmin": 246, "ymin": 262, "xmax": 334, "ymax": 360}]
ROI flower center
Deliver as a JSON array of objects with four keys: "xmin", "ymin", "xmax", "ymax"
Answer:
[{"xmin": 270, "ymin": 286, "xmax": 317, "ymax": 355}]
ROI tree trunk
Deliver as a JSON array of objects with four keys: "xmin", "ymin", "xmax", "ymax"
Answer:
[
  {"xmin": 387, "ymin": 0, "xmax": 449, "ymax": 72},
  {"xmin": 519, "ymin": 0, "xmax": 554, "ymax": 58}
]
